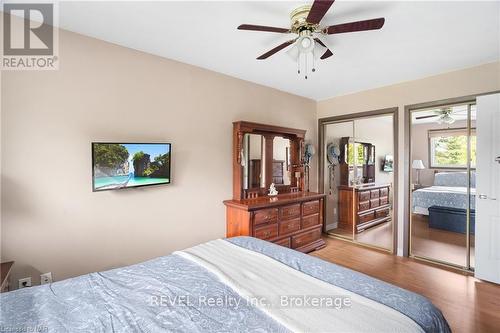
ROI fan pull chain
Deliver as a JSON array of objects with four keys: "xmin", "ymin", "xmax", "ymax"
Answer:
[
  {"xmin": 297, "ymin": 53, "xmax": 301, "ymax": 74},
  {"xmin": 312, "ymin": 50, "xmax": 316, "ymax": 73},
  {"xmin": 304, "ymin": 54, "xmax": 307, "ymax": 80}
]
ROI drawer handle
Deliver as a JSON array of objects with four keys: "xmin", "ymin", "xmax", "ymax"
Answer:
[{"xmin": 263, "ymin": 231, "xmax": 271, "ymax": 237}]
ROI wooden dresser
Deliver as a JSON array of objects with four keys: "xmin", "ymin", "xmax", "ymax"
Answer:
[
  {"xmin": 1, "ymin": 261, "xmax": 14, "ymax": 293},
  {"xmin": 338, "ymin": 184, "xmax": 391, "ymax": 233},
  {"xmin": 224, "ymin": 192, "xmax": 326, "ymax": 252}
]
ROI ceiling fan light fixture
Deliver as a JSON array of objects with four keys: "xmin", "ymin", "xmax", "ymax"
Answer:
[
  {"xmin": 238, "ymin": 0, "xmax": 386, "ymax": 80},
  {"xmin": 437, "ymin": 114, "xmax": 456, "ymax": 125},
  {"xmin": 297, "ymin": 35, "xmax": 315, "ymax": 54}
]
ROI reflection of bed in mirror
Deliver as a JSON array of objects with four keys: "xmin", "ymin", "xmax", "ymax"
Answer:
[
  {"xmin": 412, "ymin": 172, "xmax": 476, "ymax": 234},
  {"xmin": 412, "ymin": 172, "xmax": 475, "ymax": 215}
]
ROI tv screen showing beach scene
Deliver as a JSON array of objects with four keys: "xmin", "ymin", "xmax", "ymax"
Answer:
[{"xmin": 92, "ymin": 143, "xmax": 171, "ymax": 191}]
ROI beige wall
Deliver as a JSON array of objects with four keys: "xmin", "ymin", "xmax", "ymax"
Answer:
[
  {"xmin": 317, "ymin": 61, "xmax": 500, "ymax": 255},
  {"xmin": 354, "ymin": 115, "xmax": 394, "ymax": 186},
  {"xmin": 1, "ymin": 27, "xmax": 316, "ymax": 286}
]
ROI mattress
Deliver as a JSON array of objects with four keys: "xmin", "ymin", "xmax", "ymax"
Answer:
[
  {"xmin": 412, "ymin": 185, "xmax": 476, "ymax": 215},
  {"xmin": 0, "ymin": 237, "xmax": 450, "ymax": 333}
]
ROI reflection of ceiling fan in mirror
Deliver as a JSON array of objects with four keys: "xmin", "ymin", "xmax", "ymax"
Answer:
[
  {"xmin": 237, "ymin": 0, "xmax": 385, "ymax": 79},
  {"xmin": 415, "ymin": 107, "xmax": 462, "ymax": 125}
]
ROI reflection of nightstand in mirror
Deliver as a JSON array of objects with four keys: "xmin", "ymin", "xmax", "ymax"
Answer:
[
  {"xmin": 412, "ymin": 184, "xmax": 424, "ymax": 191},
  {"xmin": 1, "ymin": 261, "xmax": 14, "ymax": 293}
]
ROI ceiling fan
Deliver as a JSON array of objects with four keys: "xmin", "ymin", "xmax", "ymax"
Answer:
[
  {"xmin": 415, "ymin": 107, "xmax": 458, "ymax": 124},
  {"xmin": 237, "ymin": 0, "xmax": 385, "ymax": 78}
]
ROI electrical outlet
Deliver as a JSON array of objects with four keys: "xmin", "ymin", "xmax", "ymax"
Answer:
[
  {"xmin": 18, "ymin": 277, "xmax": 32, "ymax": 289},
  {"xmin": 40, "ymin": 272, "xmax": 53, "ymax": 285}
]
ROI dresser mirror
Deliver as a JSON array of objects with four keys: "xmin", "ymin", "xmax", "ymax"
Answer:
[
  {"xmin": 225, "ymin": 121, "xmax": 326, "ymax": 253},
  {"xmin": 242, "ymin": 133, "xmax": 264, "ymax": 189},
  {"xmin": 272, "ymin": 136, "xmax": 291, "ymax": 186},
  {"xmin": 340, "ymin": 137, "xmax": 375, "ymax": 186},
  {"xmin": 232, "ymin": 121, "xmax": 307, "ymax": 200}
]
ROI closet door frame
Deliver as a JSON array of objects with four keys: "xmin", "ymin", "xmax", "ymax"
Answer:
[
  {"xmin": 318, "ymin": 107, "xmax": 399, "ymax": 254},
  {"xmin": 404, "ymin": 92, "xmax": 499, "ymax": 272}
]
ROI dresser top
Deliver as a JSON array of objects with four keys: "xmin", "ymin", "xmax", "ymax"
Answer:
[
  {"xmin": 338, "ymin": 183, "xmax": 391, "ymax": 191},
  {"xmin": 224, "ymin": 192, "xmax": 325, "ymax": 211}
]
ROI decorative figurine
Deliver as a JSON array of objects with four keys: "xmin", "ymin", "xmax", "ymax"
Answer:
[{"xmin": 268, "ymin": 183, "xmax": 278, "ymax": 196}]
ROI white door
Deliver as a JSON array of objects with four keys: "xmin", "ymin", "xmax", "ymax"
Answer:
[{"xmin": 475, "ymin": 93, "xmax": 500, "ymax": 284}]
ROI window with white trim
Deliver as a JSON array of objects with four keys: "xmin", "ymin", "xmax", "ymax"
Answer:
[{"xmin": 429, "ymin": 128, "xmax": 476, "ymax": 168}]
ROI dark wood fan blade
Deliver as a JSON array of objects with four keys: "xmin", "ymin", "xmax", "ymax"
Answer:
[
  {"xmin": 306, "ymin": 0, "xmax": 335, "ymax": 25},
  {"xmin": 416, "ymin": 115, "xmax": 439, "ymax": 120},
  {"xmin": 324, "ymin": 17, "xmax": 385, "ymax": 34},
  {"xmin": 314, "ymin": 38, "xmax": 333, "ymax": 59},
  {"xmin": 257, "ymin": 40, "xmax": 295, "ymax": 60},
  {"xmin": 238, "ymin": 24, "xmax": 290, "ymax": 33}
]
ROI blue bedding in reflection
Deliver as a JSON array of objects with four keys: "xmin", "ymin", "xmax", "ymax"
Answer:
[{"xmin": 413, "ymin": 186, "xmax": 475, "ymax": 214}]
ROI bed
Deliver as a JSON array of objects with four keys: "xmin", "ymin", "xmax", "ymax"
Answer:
[
  {"xmin": 412, "ymin": 171, "xmax": 475, "ymax": 215},
  {"xmin": 0, "ymin": 237, "xmax": 450, "ymax": 333}
]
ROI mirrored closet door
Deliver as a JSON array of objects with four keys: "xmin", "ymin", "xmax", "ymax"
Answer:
[
  {"xmin": 410, "ymin": 102, "xmax": 476, "ymax": 269},
  {"xmin": 323, "ymin": 120, "xmax": 355, "ymax": 241},
  {"xmin": 321, "ymin": 112, "xmax": 396, "ymax": 252}
]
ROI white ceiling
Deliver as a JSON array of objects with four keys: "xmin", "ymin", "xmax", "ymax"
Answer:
[{"xmin": 54, "ymin": 1, "xmax": 500, "ymax": 101}]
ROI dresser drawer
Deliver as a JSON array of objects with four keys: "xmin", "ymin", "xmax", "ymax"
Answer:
[
  {"xmin": 274, "ymin": 237, "xmax": 291, "ymax": 248},
  {"xmin": 379, "ymin": 196, "xmax": 389, "ymax": 206},
  {"xmin": 358, "ymin": 190, "xmax": 371, "ymax": 202},
  {"xmin": 280, "ymin": 204, "xmax": 301, "ymax": 221},
  {"xmin": 380, "ymin": 187, "xmax": 389, "ymax": 197},
  {"xmin": 358, "ymin": 211, "xmax": 375, "ymax": 224},
  {"xmin": 253, "ymin": 208, "xmax": 278, "ymax": 226},
  {"xmin": 279, "ymin": 218, "xmax": 301, "ymax": 235},
  {"xmin": 370, "ymin": 189, "xmax": 380, "ymax": 199},
  {"xmin": 254, "ymin": 223, "xmax": 278, "ymax": 240},
  {"xmin": 375, "ymin": 207, "xmax": 390, "ymax": 218},
  {"xmin": 302, "ymin": 200, "xmax": 320, "ymax": 216},
  {"xmin": 358, "ymin": 201, "xmax": 370, "ymax": 211},
  {"xmin": 291, "ymin": 227, "xmax": 321, "ymax": 249},
  {"xmin": 370, "ymin": 198, "xmax": 380, "ymax": 209},
  {"xmin": 302, "ymin": 214, "xmax": 320, "ymax": 229}
]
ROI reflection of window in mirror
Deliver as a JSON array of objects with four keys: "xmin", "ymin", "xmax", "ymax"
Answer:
[{"xmin": 273, "ymin": 137, "xmax": 291, "ymax": 186}]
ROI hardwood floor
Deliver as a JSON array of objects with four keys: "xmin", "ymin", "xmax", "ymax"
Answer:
[
  {"xmin": 327, "ymin": 221, "xmax": 393, "ymax": 250},
  {"xmin": 312, "ymin": 237, "xmax": 500, "ymax": 333},
  {"xmin": 411, "ymin": 213, "xmax": 475, "ymax": 267},
  {"xmin": 328, "ymin": 213, "xmax": 475, "ymax": 266}
]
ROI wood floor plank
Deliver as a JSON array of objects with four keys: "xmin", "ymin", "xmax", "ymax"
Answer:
[{"xmin": 311, "ymin": 237, "xmax": 500, "ymax": 333}]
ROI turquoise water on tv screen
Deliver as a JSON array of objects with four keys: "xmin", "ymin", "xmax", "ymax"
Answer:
[{"xmin": 94, "ymin": 175, "xmax": 169, "ymax": 190}]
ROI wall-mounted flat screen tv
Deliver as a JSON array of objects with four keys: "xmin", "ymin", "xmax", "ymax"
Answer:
[{"xmin": 92, "ymin": 142, "xmax": 171, "ymax": 192}]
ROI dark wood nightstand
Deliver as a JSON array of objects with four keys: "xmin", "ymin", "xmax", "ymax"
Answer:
[{"xmin": 1, "ymin": 261, "xmax": 14, "ymax": 293}]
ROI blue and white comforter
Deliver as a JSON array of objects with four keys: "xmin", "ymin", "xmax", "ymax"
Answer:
[
  {"xmin": 0, "ymin": 237, "xmax": 450, "ymax": 333},
  {"xmin": 413, "ymin": 185, "xmax": 475, "ymax": 214}
]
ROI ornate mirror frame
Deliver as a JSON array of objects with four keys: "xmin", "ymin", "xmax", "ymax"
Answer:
[{"xmin": 232, "ymin": 121, "xmax": 306, "ymax": 200}]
